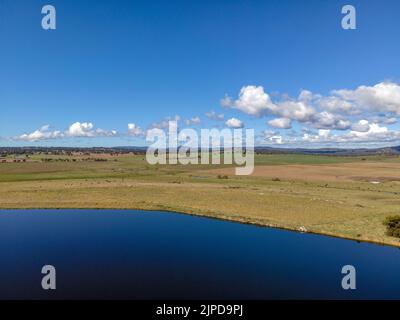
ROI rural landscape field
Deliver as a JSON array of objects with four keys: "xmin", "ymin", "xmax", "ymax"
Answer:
[
  {"xmin": 1, "ymin": 150, "xmax": 400, "ymax": 247},
  {"xmin": 3, "ymin": 0, "xmax": 400, "ymax": 305}
]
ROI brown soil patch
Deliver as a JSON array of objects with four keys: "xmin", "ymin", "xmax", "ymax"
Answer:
[{"xmin": 210, "ymin": 162, "xmax": 400, "ymax": 183}]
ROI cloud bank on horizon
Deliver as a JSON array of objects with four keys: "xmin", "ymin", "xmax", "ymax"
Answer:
[
  {"xmin": 222, "ymin": 81, "xmax": 400, "ymax": 147},
  {"xmin": 9, "ymin": 81, "xmax": 400, "ymax": 148}
]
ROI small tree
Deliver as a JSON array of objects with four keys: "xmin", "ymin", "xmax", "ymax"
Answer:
[{"xmin": 383, "ymin": 216, "xmax": 400, "ymax": 238}]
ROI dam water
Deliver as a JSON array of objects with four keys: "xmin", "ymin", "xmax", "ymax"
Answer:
[{"xmin": 0, "ymin": 209, "xmax": 399, "ymax": 299}]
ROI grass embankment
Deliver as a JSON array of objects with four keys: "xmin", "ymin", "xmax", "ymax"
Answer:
[{"xmin": 1, "ymin": 153, "xmax": 400, "ymax": 247}]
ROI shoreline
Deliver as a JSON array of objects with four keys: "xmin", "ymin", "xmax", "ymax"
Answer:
[{"xmin": 1, "ymin": 205, "xmax": 399, "ymax": 249}]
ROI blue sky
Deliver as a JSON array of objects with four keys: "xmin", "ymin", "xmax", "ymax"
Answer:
[{"xmin": 1, "ymin": 0, "xmax": 400, "ymax": 147}]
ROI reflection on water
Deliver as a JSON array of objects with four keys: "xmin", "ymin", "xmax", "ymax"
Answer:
[{"xmin": 0, "ymin": 209, "xmax": 399, "ymax": 299}]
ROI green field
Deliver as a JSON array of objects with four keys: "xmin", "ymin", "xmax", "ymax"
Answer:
[{"xmin": 1, "ymin": 153, "xmax": 400, "ymax": 247}]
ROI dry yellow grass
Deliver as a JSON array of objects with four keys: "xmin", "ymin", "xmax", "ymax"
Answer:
[{"xmin": 1, "ymin": 153, "xmax": 400, "ymax": 247}]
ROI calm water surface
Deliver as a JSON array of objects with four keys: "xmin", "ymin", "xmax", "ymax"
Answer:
[{"xmin": 0, "ymin": 209, "xmax": 399, "ymax": 299}]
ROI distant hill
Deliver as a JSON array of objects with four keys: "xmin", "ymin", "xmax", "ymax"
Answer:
[
  {"xmin": 253, "ymin": 146, "xmax": 400, "ymax": 156},
  {"xmin": 1, "ymin": 145, "xmax": 400, "ymax": 156}
]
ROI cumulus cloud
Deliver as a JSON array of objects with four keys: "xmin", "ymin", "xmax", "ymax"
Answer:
[
  {"xmin": 351, "ymin": 120, "xmax": 370, "ymax": 132},
  {"xmin": 383, "ymin": 117, "xmax": 398, "ymax": 124},
  {"xmin": 146, "ymin": 127, "xmax": 165, "ymax": 137},
  {"xmin": 225, "ymin": 117, "xmax": 244, "ymax": 128},
  {"xmin": 316, "ymin": 96, "xmax": 359, "ymax": 115},
  {"xmin": 127, "ymin": 123, "xmax": 144, "ymax": 136},
  {"xmin": 301, "ymin": 123, "xmax": 400, "ymax": 145},
  {"xmin": 269, "ymin": 136, "xmax": 283, "ymax": 144},
  {"xmin": 311, "ymin": 112, "xmax": 351, "ymax": 130},
  {"xmin": 67, "ymin": 122, "xmax": 94, "ymax": 137},
  {"xmin": 261, "ymin": 130, "xmax": 284, "ymax": 145},
  {"xmin": 268, "ymin": 118, "xmax": 292, "ymax": 129},
  {"xmin": 205, "ymin": 110, "xmax": 224, "ymax": 121},
  {"xmin": 66, "ymin": 122, "xmax": 117, "ymax": 137},
  {"xmin": 17, "ymin": 125, "xmax": 63, "ymax": 142},
  {"xmin": 184, "ymin": 116, "xmax": 201, "ymax": 126},
  {"xmin": 333, "ymin": 82, "xmax": 400, "ymax": 115},
  {"xmin": 370, "ymin": 115, "xmax": 397, "ymax": 125},
  {"xmin": 150, "ymin": 115, "xmax": 181, "ymax": 130},
  {"xmin": 222, "ymin": 86, "xmax": 317, "ymax": 120},
  {"xmin": 220, "ymin": 95, "xmax": 233, "ymax": 108},
  {"xmin": 347, "ymin": 123, "xmax": 391, "ymax": 141},
  {"xmin": 16, "ymin": 122, "xmax": 117, "ymax": 142},
  {"xmin": 276, "ymin": 99, "xmax": 316, "ymax": 122},
  {"xmin": 223, "ymin": 86, "xmax": 276, "ymax": 117},
  {"xmin": 94, "ymin": 128, "xmax": 118, "ymax": 137},
  {"xmin": 223, "ymin": 82, "xmax": 400, "ymax": 132}
]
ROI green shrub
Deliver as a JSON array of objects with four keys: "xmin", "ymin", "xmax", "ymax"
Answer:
[{"xmin": 383, "ymin": 216, "xmax": 400, "ymax": 238}]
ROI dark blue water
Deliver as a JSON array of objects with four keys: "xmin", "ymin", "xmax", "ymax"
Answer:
[{"xmin": 0, "ymin": 209, "xmax": 399, "ymax": 300}]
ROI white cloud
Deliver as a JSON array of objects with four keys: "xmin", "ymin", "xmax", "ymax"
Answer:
[
  {"xmin": 184, "ymin": 116, "xmax": 201, "ymax": 126},
  {"xmin": 269, "ymin": 135, "xmax": 283, "ymax": 144},
  {"xmin": 382, "ymin": 117, "xmax": 397, "ymax": 124},
  {"xmin": 268, "ymin": 117, "xmax": 292, "ymax": 129},
  {"xmin": 333, "ymin": 82, "xmax": 400, "ymax": 115},
  {"xmin": 311, "ymin": 112, "xmax": 351, "ymax": 130},
  {"xmin": 226, "ymin": 85, "xmax": 276, "ymax": 117},
  {"xmin": 17, "ymin": 125, "xmax": 63, "ymax": 142},
  {"xmin": 205, "ymin": 110, "xmax": 224, "ymax": 121},
  {"xmin": 318, "ymin": 129, "xmax": 331, "ymax": 138},
  {"xmin": 16, "ymin": 122, "xmax": 117, "ymax": 141},
  {"xmin": 351, "ymin": 120, "xmax": 370, "ymax": 132},
  {"xmin": 67, "ymin": 122, "xmax": 94, "ymax": 137},
  {"xmin": 261, "ymin": 130, "xmax": 285, "ymax": 145},
  {"xmin": 150, "ymin": 115, "xmax": 181, "ymax": 129},
  {"xmin": 94, "ymin": 128, "xmax": 118, "ymax": 137},
  {"xmin": 370, "ymin": 115, "xmax": 397, "ymax": 125},
  {"xmin": 301, "ymin": 123, "xmax": 400, "ymax": 145},
  {"xmin": 66, "ymin": 122, "xmax": 117, "ymax": 137},
  {"xmin": 278, "ymin": 100, "xmax": 316, "ymax": 122},
  {"xmin": 225, "ymin": 117, "xmax": 244, "ymax": 128},
  {"xmin": 263, "ymin": 130, "xmax": 277, "ymax": 139},
  {"xmin": 128, "ymin": 123, "xmax": 144, "ymax": 136},
  {"xmin": 349, "ymin": 123, "xmax": 389, "ymax": 139},
  {"xmin": 220, "ymin": 95, "xmax": 233, "ymax": 108},
  {"xmin": 316, "ymin": 96, "xmax": 359, "ymax": 115},
  {"xmin": 223, "ymin": 82, "xmax": 400, "ymax": 131},
  {"xmin": 223, "ymin": 86, "xmax": 317, "ymax": 124}
]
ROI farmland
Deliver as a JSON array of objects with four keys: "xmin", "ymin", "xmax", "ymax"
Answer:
[{"xmin": 1, "ymin": 152, "xmax": 400, "ymax": 247}]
